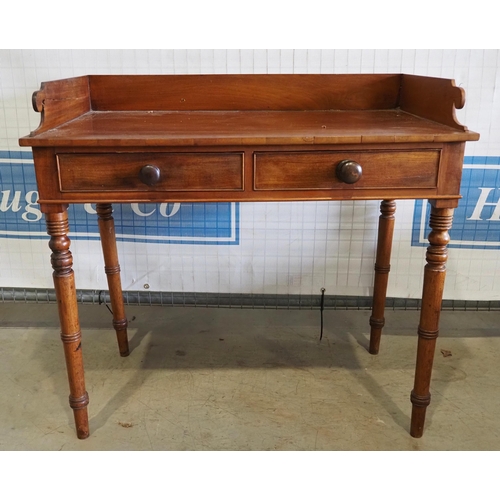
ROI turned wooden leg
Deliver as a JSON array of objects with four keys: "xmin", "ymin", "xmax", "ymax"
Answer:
[
  {"xmin": 410, "ymin": 204, "xmax": 454, "ymax": 438},
  {"xmin": 369, "ymin": 200, "xmax": 396, "ymax": 354},
  {"xmin": 46, "ymin": 206, "xmax": 89, "ymax": 439},
  {"xmin": 96, "ymin": 203, "xmax": 129, "ymax": 357}
]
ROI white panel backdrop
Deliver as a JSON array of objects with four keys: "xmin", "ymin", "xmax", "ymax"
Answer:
[{"xmin": 1, "ymin": 49, "xmax": 499, "ymax": 300}]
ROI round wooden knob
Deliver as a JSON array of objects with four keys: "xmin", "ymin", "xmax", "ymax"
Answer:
[
  {"xmin": 139, "ymin": 165, "xmax": 161, "ymax": 186},
  {"xmin": 336, "ymin": 159, "xmax": 362, "ymax": 184}
]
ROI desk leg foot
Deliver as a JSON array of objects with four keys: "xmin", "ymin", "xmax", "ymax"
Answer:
[
  {"xmin": 46, "ymin": 208, "xmax": 90, "ymax": 439},
  {"xmin": 369, "ymin": 200, "xmax": 396, "ymax": 355},
  {"xmin": 410, "ymin": 204, "xmax": 453, "ymax": 438},
  {"xmin": 96, "ymin": 203, "xmax": 129, "ymax": 357}
]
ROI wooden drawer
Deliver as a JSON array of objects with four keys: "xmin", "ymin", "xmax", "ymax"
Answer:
[
  {"xmin": 57, "ymin": 152, "xmax": 244, "ymax": 192},
  {"xmin": 254, "ymin": 150, "xmax": 440, "ymax": 190}
]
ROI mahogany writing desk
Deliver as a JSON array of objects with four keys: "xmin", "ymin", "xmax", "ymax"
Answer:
[{"xmin": 19, "ymin": 74, "xmax": 479, "ymax": 440}]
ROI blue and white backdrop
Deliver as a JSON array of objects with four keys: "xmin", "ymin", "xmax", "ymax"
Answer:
[{"xmin": 1, "ymin": 50, "xmax": 499, "ymax": 300}]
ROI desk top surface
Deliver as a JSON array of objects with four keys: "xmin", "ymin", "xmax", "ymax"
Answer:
[
  {"xmin": 22, "ymin": 109, "xmax": 475, "ymax": 148},
  {"xmin": 19, "ymin": 74, "xmax": 479, "ymax": 148}
]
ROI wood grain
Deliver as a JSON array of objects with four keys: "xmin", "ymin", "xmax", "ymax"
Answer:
[
  {"xmin": 20, "ymin": 109, "xmax": 476, "ymax": 147},
  {"xmin": 96, "ymin": 203, "xmax": 129, "ymax": 357},
  {"xmin": 20, "ymin": 74, "xmax": 479, "ymax": 148},
  {"xmin": 30, "ymin": 76, "xmax": 90, "ymax": 136},
  {"xmin": 410, "ymin": 204, "xmax": 454, "ymax": 438},
  {"xmin": 254, "ymin": 150, "xmax": 440, "ymax": 190},
  {"xmin": 18, "ymin": 74, "xmax": 480, "ymax": 440},
  {"xmin": 46, "ymin": 207, "xmax": 89, "ymax": 439},
  {"xmin": 369, "ymin": 200, "xmax": 396, "ymax": 355},
  {"xmin": 57, "ymin": 152, "xmax": 244, "ymax": 192},
  {"xmin": 400, "ymin": 74, "xmax": 470, "ymax": 131},
  {"xmin": 88, "ymin": 74, "xmax": 402, "ymax": 111}
]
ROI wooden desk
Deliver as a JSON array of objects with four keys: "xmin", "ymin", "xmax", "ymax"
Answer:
[{"xmin": 19, "ymin": 74, "xmax": 479, "ymax": 440}]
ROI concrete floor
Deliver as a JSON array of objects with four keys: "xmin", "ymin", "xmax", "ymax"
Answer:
[{"xmin": 0, "ymin": 301, "xmax": 499, "ymax": 450}]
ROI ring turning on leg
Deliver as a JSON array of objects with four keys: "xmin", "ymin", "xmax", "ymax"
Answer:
[
  {"xmin": 410, "ymin": 204, "xmax": 454, "ymax": 438},
  {"xmin": 96, "ymin": 203, "xmax": 129, "ymax": 357},
  {"xmin": 369, "ymin": 200, "xmax": 396, "ymax": 355},
  {"xmin": 46, "ymin": 207, "xmax": 89, "ymax": 439}
]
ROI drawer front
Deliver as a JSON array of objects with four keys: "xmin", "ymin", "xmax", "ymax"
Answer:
[
  {"xmin": 254, "ymin": 150, "xmax": 440, "ymax": 190},
  {"xmin": 57, "ymin": 153, "xmax": 244, "ymax": 192}
]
